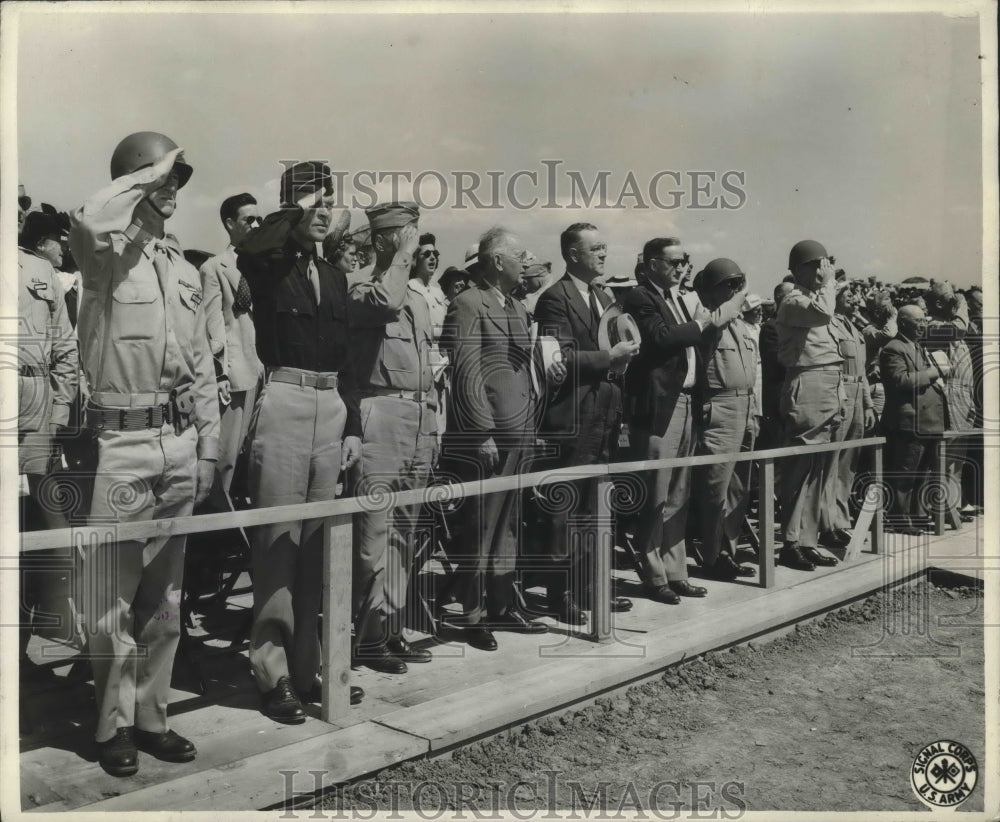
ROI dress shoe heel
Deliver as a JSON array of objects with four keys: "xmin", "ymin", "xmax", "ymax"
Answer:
[
  {"xmin": 801, "ymin": 546, "xmax": 838, "ymax": 567},
  {"xmin": 387, "ymin": 637, "xmax": 433, "ymax": 663},
  {"xmin": 779, "ymin": 543, "xmax": 815, "ymax": 571},
  {"xmin": 465, "ymin": 627, "xmax": 498, "ymax": 651},
  {"xmin": 353, "ymin": 645, "xmax": 408, "ymax": 675},
  {"xmin": 669, "ymin": 580, "xmax": 708, "ymax": 598}
]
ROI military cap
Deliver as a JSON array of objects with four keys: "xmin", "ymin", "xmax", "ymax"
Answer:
[
  {"xmin": 742, "ymin": 293, "xmax": 763, "ymax": 312},
  {"xmin": 694, "ymin": 257, "xmax": 745, "ymax": 291},
  {"xmin": 788, "ymin": 240, "xmax": 828, "ymax": 271},
  {"xmin": 462, "ymin": 242, "xmax": 481, "ymax": 271},
  {"xmin": 365, "ymin": 201, "xmax": 419, "ymax": 233},
  {"xmin": 280, "ymin": 160, "xmax": 333, "ymax": 208}
]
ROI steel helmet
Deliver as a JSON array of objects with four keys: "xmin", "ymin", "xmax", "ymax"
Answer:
[
  {"xmin": 787, "ymin": 240, "xmax": 827, "ymax": 271},
  {"xmin": 110, "ymin": 132, "xmax": 193, "ymax": 188},
  {"xmin": 694, "ymin": 257, "xmax": 745, "ymax": 291}
]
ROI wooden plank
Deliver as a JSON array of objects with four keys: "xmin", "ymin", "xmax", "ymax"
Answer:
[
  {"xmin": 757, "ymin": 458, "xmax": 776, "ymax": 588},
  {"xmin": 845, "ymin": 488, "xmax": 877, "ymax": 563},
  {"xmin": 871, "ymin": 443, "xmax": 884, "ymax": 555},
  {"xmin": 21, "ymin": 438, "xmax": 895, "ymax": 553},
  {"xmin": 321, "ymin": 514, "xmax": 353, "ymax": 722},
  {"xmin": 590, "ymin": 480, "xmax": 613, "ymax": 643},
  {"xmin": 376, "ymin": 541, "xmax": 921, "ymax": 751},
  {"xmin": 81, "ymin": 722, "xmax": 428, "ymax": 812},
  {"xmin": 934, "ymin": 439, "xmax": 947, "ymax": 536}
]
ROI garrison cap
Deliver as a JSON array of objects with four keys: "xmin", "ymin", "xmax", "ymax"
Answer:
[
  {"xmin": 280, "ymin": 161, "xmax": 333, "ymax": 208},
  {"xmin": 20, "ymin": 210, "xmax": 67, "ymax": 248},
  {"xmin": 365, "ymin": 201, "xmax": 419, "ymax": 233}
]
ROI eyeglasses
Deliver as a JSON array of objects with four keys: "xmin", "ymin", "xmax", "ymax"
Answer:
[
  {"xmin": 653, "ymin": 257, "xmax": 686, "ymax": 267},
  {"xmin": 241, "ymin": 216, "xmax": 262, "ymax": 228},
  {"xmin": 577, "ymin": 243, "xmax": 607, "ymax": 254},
  {"xmin": 419, "ymin": 249, "xmax": 440, "ymax": 260},
  {"xmin": 500, "ymin": 250, "xmax": 531, "ymax": 265}
]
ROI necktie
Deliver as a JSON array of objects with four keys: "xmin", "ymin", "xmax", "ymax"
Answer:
[
  {"xmin": 233, "ymin": 274, "xmax": 253, "ymax": 316},
  {"xmin": 306, "ymin": 256, "xmax": 321, "ymax": 305},
  {"xmin": 65, "ymin": 285, "xmax": 78, "ymax": 329},
  {"xmin": 588, "ymin": 283, "xmax": 603, "ymax": 326},
  {"xmin": 151, "ymin": 241, "xmax": 171, "ymax": 291}
]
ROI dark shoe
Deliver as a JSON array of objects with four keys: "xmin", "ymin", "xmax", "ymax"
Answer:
[
  {"xmin": 261, "ymin": 676, "xmax": 306, "ymax": 724},
  {"xmin": 465, "ymin": 627, "xmax": 498, "ymax": 651},
  {"xmin": 487, "ymin": 610, "xmax": 548, "ymax": 634},
  {"xmin": 353, "ymin": 646, "xmax": 408, "ymax": 675},
  {"xmin": 134, "ymin": 728, "xmax": 197, "ymax": 763},
  {"xmin": 669, "ymin": 579, "xmax": 708, "ymax": 598},
  {"xmin": 387, "ymin": 637, "xmax": 432, "ymax": 663},
  {"xmin": 960, "ymin": 513, "xmax": 975, "ymax": 523},
  {"xmin": 820, "ymin": 529, "xmax": 852, "ymax": 549},
  {"xmin": 97, "ymin": 727, "xmax": 138, "ymax": 777},
  {"xmin": 778, "ymin": 543, "xmax": 815, "ymax": 571},
  {"xmin": 801, "ymin": 546, "xmax": 838, "ymax": 567},
  {"xmin": 705, "ymin": 554, "xmax": 756, "ymax": 581},
  {"xmin": 645, "ymin": 584, "xmax": 681, "ymax": 605},
  {"xmin": 887, "ymin": 525, "xmax": 924, "ymax": 536},
  {"xmin": 302, "ymin": 678, "xmax": 364, "ymax": 706},
  {"xmin": 550, "ymin": 592, "xmax": 588, "ymax": 625},
  {"xmin": 610, "ymin": 596, "xmax": 634, "ymax": 613}
]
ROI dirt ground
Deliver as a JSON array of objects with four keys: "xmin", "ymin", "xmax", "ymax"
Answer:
[{"xmin": 314, "ymin": 582, "xmax": 985, "ymax": 815}]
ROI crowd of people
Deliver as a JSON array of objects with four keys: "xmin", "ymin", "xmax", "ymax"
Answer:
[{"xmin": 15, "ymin": 134, "xmax": 984, "ymax": 778}]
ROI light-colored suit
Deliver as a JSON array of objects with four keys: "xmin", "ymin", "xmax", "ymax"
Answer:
[{"xmin": 200, "ymin": 246, "xmax": 264, "ymax": 499}]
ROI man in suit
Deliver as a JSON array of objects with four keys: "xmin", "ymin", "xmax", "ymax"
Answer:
[
  {"xmin": 622, "ymin": 241, "xmax": 746, "ymax": 602},
  {"xmin": 532, "ymin": 222, "xmax": 638, "ymax": 623},
  {"xmin": 880, "ymin": 304, "xmax": 949, "ymax": 534},
  {"xmin": 438, "ymin": 227, "xmax": 549, "ymax": 651},
  {"xmin": 199, "ymin": 193, "xmax": 265, "ymax": 505}
]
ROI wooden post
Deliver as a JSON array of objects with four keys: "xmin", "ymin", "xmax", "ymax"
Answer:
[
  {"xmin": 757, "ymin": 458, "xmax": 776, "ymax": 588},
  {"xmin": 590, "ymin": 479, "xmax": 613, "ymax": 643},
  {"xmin": 321, "ymin": 513, "xmax": 353, "ymax": 723},
  {"xmin": 870, "ymin": 443, "xmax": 884, "ymax": 555},
  {"xmin": 934, "ymin": 439, "xmax": 946, "ymax": 537}
]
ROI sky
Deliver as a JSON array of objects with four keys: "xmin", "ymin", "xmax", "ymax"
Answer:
[{"xmin": 9, "ymin": 3, "xmax": 989, "ymax": 294}]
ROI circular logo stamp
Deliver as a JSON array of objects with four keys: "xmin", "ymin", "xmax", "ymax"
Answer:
[{"xmin": 911, "ymin": 740, "xmax": 978, "ymax": 808}]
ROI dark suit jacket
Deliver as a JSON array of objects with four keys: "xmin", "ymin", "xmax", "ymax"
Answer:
[
  {"xmin": 441, "ymin": 284, "xmax": 537, "ymax": 446},
  {"xmin": 620, "ymin": 282, "xmax": 704, "ymax": 433},
  {"xmin": 532, "ymin": 275, "xmax": 619, "ymax": 452},
  {"xmin": 879, "ymin": 335, "xmax": 947, "ymax": 435},
  {"xmin": 758, "ymin": 318, "xmax": 784, "ymax": 420}
]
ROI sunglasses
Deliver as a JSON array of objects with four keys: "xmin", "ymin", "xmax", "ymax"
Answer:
[{"xmin": 419, "ymin": 249, "xmax": 440, "ymax": 260}]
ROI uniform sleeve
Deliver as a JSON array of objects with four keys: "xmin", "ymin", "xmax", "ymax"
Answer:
[
  {"xmin": 69, "ymin": 165, "xmax": 167, "ymax": 290},
  {"xmin": 190, "ymin": 296, "xmax": 221, "ymax": 460},
  {"xmin": 534, "ymin": 288, "xmax": 611, "ymax": 377},
  {"xmin": 348, "ymin": 252, "xmax": 413, "ymax": 326},
  {"xmin": 777, "ymin": 280, "xmax": 836, "ymax": 327},
  {"xmin": 199, "ymin": 259, "xmax": 228, "ymax": 379},
  {"xmin": 443, "ymin": 296, "xmax": 495, "ymax": 437},
  {"xmin": 46, "ymin": 271, "xmax": 79, "ymax": 427}
]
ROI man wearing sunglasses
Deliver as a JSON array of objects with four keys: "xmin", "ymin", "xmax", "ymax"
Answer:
[{"xmin": 199, "ymin": 193, "xmax": 265, "ymax": 505}]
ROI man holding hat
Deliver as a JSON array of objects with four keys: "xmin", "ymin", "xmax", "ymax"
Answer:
[
  {"xmin": 774, "ymin": 240, "xmax": 843, "ymax": 571},
  {"xmin": 237, "ymin": 160, "xmax": 363, "ymax": 723},
  {"xmin": 347, "ymin": 201, "xmax": 437, "ymax": 674},
  {"xmin": 69, "ymin": 133, "xmax": 220, "ymax": 775},
  {"xmin": 691, "ymin": 259, "xmax": 758, "ymax": 581}
]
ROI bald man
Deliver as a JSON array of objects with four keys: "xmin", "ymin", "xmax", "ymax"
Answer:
[{"xmin": 879, "ymin": 305, "xmax": 949, "ymax": 534}]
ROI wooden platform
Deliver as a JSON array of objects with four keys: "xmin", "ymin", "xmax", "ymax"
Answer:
[{"xmin": 17, "ymin": 523, "xmax": 985, "ymax": 813}]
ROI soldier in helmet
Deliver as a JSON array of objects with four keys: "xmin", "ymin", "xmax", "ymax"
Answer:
[
  {"xmin": 774, "ymin": 240, "xmax": 843, "ymax": 571},
  {"xmin": 691, "ymin": 259, "xmax": 758, "ymax": 580},
  {"xmin": 69, "ymin": 133, "xmax": 220, "ymax": 776}
]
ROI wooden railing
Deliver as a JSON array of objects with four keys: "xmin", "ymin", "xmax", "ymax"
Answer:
[{"xmin": 18, "ymin": 431, "xmax": 984, "ymax": 721}]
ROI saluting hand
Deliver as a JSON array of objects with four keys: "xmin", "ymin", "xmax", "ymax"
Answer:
[
  {"xmin": 150, "ymin": 147, "xmax": 185, "ymax": 188},
  {"xmin": 393, "ymin": 224, "xmax": 420, "ymax": 257},
  {"xmin": 342, "ymin": 436, "xmax": 362, "ymax": 472}
]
